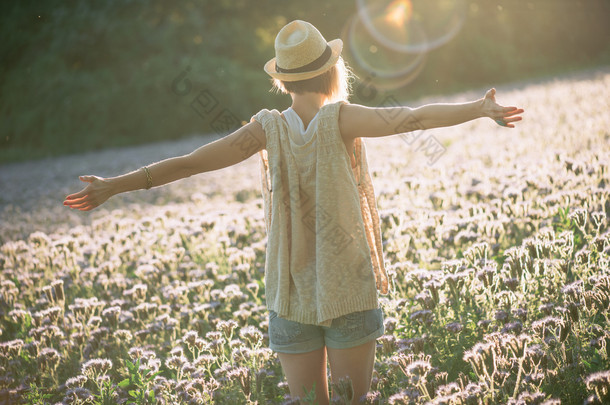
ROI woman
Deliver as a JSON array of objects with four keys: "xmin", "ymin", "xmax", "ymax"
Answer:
[{"xmin": 64, "ymin": 20, "xmax": 523, "ymax": 404}]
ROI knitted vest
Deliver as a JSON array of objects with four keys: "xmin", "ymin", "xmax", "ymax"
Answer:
[{"xmin": 251, "ymin": 100, "xmax": 388, "ymax": 326}]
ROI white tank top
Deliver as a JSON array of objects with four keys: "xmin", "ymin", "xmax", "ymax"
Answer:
[{"xmin": 282, "ymin": 107, "xmax": 321, "ymax": 145}]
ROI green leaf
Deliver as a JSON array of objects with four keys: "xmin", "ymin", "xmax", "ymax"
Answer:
[
  {"xmin": 118, "ymin": 378, "xmax": 131, "ymax": 388},
  {"xmin": 128, "ymin": 390, "xmax": 138, "ymax": 398},
  {"xmin": 145, "ymin": 370, "xmax": 162, "ymax": 383},
  {"xmin": 149, "ymin": 389, "xmax": 155, "ymax": 402}
]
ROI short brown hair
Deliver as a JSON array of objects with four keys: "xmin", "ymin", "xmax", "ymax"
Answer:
[{"xmin": 271, "ymin": 56, "xmax": 353, "ymax": 102}]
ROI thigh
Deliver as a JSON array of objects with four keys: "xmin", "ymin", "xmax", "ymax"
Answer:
[
  {"xmin": 324, "ymin": 308, "xmax": 383, "ymax": 403},
  {"xmin": 277, "ymin": 347, "xmax": 330, "ymax": 405},
  {"xmin": 327, "ymin": 340, "xmax": 377, "ymax": 404}
]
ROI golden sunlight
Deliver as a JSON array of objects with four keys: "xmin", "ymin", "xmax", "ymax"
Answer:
[{"xmin": 384, "ymin": 0, "xmax": 413, "ymax": 26}]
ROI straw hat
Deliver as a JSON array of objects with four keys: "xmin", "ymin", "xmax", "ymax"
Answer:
[{"xmin": 264, "ymin": 20, "xmax": 343, "ymax": 82}]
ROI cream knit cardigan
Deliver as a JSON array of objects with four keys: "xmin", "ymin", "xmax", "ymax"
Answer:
[{"xmin": 252, "ymin": 101, "xmax": 388, "ymax": 326}]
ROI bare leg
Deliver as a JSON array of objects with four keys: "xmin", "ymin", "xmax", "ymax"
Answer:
[
  {"xmin": 327, "ymin": 340, "xmax": 376, "ymax": 404},
  {"xmin": 277, "ymin": 347, "xmax": 330, "ymax": 405}
]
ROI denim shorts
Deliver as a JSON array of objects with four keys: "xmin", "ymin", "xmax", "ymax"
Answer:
[{"xmin": 268, "ymin": 308, "xmax": 385, "ymax": 353}]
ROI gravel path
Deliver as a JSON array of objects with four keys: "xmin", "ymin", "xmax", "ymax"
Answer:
[{"xmin": 0, "ymin": 133, "xmax": 263, "ymax": 243}]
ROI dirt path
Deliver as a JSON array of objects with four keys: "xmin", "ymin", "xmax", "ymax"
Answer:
[{"xmin": 0, "ymin": 134, "xmax": 262, "ymax": 244}]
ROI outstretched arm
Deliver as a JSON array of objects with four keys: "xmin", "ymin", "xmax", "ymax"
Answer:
[
  {"xmin": 64, "ymin": 121, "xmax": 265, "ymax": 211},
  {"xmin": 339, "ymin": 88, "xmax": 523, "ymax": 140}
]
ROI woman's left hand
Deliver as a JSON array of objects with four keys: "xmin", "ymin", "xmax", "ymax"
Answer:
[
  {"xmin": 482, "ymin": 88, "xmax": 524, "ymax": 128},
  {"xmin": 63, "ymin": 175, "xmax": 114, "ymax": 211}
]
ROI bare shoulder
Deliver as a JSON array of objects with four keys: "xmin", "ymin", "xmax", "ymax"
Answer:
[
  {"xmin": 339, "ymin": 101, "xmax": 416, "ymax": 140},
  {"xmin": 338, "ymin": 103, "xmax": 373, "ymax": 141}
]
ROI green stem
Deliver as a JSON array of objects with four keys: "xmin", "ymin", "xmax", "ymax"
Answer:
[{"xmin": 512, "ymin": 342, "xmax": 527, "ymax": 398}]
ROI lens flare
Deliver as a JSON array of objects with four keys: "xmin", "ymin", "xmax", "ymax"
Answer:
[
  {"xmin": 342, "ymin": 10, "xmax": 426, "ymax": 91},
  {"xmin": 344, "ymin": 0, "xmax": 466, "ymax": 92},
  {"xmin": 356, "ymin": 0, "xmax": 466, "ymax": 53},
  {"xmin": 385, "ymin": 0, "xmax": 413, "ymax": 27}
]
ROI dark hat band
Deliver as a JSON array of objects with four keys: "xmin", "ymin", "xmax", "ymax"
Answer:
[{"xmin": 275, "ymin": 45, "xmax": 332, "ymax": 74}]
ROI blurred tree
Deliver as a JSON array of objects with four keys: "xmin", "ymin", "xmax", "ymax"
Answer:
[{"xmin": 0, "ymin": 0, "xmax": 608, "ymax": 163}]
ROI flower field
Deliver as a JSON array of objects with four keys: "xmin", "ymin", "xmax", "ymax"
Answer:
[{"xmin": 1, "ymin": 68, "xmax": 610, "ymax": 404}]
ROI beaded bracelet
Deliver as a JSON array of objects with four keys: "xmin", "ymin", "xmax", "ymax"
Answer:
[{"xmin": 142, "ymin": 166, "xmax": 153, "ymax": 189}]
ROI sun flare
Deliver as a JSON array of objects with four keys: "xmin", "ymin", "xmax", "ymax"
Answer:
[{"xmin": 385, "ymin": 0, "xmax": 413, "ymax": 26}]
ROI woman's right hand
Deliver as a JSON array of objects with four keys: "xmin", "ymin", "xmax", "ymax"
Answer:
[
  {"xmin": 481, "ymin": 88, "xmax": 524, "ymax": 128},
  {"xmin": 63, "ymin": 175, "xmax": 114, "ymax": 211}
]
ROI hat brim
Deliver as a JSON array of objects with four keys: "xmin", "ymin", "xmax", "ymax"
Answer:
[{"xmin": 264, "ymin": 38, "xmax": 343, "ymax": 82}]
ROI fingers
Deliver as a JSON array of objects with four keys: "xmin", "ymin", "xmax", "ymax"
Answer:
[
  {"xmin": 64, "ymin": 198, "xmax": 96, "ymax": 211},
  {"xmin": 494, "ymin": 114, "xmax": 522, "ymax": 128},
  {"xmin": 496, "ymin": 117, "xmax": 522, "ymax": 128},
  {"xmin": 80, "ymin": 175, "xmax": 97, "ymax": 183},
  {"xmin": 64, "ymin": 175, "xmax": 103, "ymax": 211},
  {"xmin": 485, "ymin": 88, "xmax": 496, "ymax": 101},
  {"xmin": 501, "ymin": 111, "xmax": 524, "ymax": 127},
  {"xmin": 65, "ymin": 190, "xmax": 88, "ymax": 201},
  {"xmin": 64, "ymin": 196, "xmax": 86, "ymax": 206},
  {"xmin": 64, "ymin": 192, "xmax": 93, "ymax": 207},
  {"xmin": 64, "ymin": 175, "xmax": 97, "ymax": 203},
  {"xmin": 494, "ymin": 106, "xmax": 523, "ymax": 129},
  {"xmin": 485, "ymin": 87, "xmax": 523, "ymax": 128},
  {"xmin": 504, "ymin": 116, "xmax": 522, "ymax": 123},
  {"xmin": 65, "ymin": 175, "xmax": 97, "ymax": 200},
  {"xmin": 496, "ymin": 120, "xmax": 514, "ymax": 128},
  {"xmin": 489, "ymin": 89, "xmax": 524, "ymax": 114},
  {"xmin": 503, "ymin": 107, "xmax": 524, "ymax": 116},
  {"xmin": 63, "ymin": 197, "xmax": 87, "ymax": 208}
]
